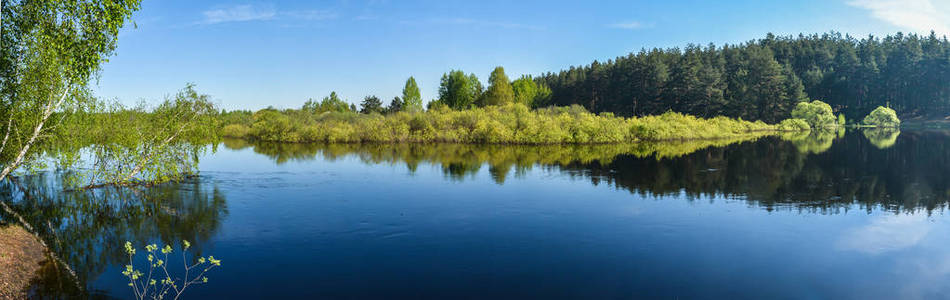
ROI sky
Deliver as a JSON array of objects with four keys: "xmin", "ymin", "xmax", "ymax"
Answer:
[{"xmin": 94, "ymin": 0, "xmax": 950, "ymax": 110}]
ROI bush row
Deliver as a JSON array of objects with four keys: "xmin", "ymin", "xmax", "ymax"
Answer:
[{"xmin": 221, "ymin": 103, "xmax": 794, "ymax": 144}]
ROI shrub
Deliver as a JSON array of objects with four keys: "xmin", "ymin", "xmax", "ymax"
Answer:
[
  {"xmin": 221, "ymin": 103, "xmax": 793, "ymax": 144},
  {"xmin": 778, "ymin": 118, "xmax": 811, "ymax": 131},
  {"xmin": 862, "ymin": 106, "xmax": 900, "ymax": 127},
  {"xmin": 221, "ymin": 124, "xmax": 251, "ymax": 138},
  {"xmin": 791, "ymin": 100, "xmax": 837, "ymax": 129},
  {"xmin": 251, "ymin": 110, "xmax": 293, "ymax": 141}
]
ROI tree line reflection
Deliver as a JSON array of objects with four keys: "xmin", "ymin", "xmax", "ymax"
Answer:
[
  {"xmin": 217, "ymin": 128, "xmax": 950, "ymax": 215},
  {"xmin": 0, "ymin": 127, "xmax": 918, "ymax": 296}
]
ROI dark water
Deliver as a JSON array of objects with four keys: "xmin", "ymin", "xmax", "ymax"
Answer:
[{"xmin": 6, "ymin": 129, "xmax": 950, "ymax": 299}]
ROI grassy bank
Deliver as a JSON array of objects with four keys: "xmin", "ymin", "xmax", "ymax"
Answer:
[{"xmin": 221, "ymin": 104, "xmax": 796, "ymax": 144}]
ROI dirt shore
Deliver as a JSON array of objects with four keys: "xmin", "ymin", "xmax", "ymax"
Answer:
[{"xmin": 0, "ymin": 225, "xmax": 46, "ymax": 299}]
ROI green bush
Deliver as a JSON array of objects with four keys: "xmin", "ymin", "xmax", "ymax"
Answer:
[
  {"xmin": 862, "ymin": 106, "xmax": 900, "ymax": 127},
  {"xmin": 778, "ymin": 118, "xmax": 811, "ymax": 131},
  {"xmin": 220, "ymin": 103, "xmax": 801, "ymax": 144},
  {"xmin": 791, "ymin": 100, "xmax": 837, "ymax": 129},
  {"xmin": 629, "ymin": 111, "xmax": 774, "ymax": 141},
  {"xmin": 250, "ymin": 110, "xmax": 294, "ymax": 141},
  {"xmin": 221, "ymin": 124, "xmax": 251, "ymax": 138}
]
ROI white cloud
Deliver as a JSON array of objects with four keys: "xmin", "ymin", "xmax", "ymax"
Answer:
[
  {"xmin": 608, "ymin": 21, "xmax": 649, "ymax": 30},
  {"xmin": 848, "ymin": 0, "xmax": 950, "ymax": 36},
  {"xmin": 202, "ymin": 4, "xmax": 277, "ymax": 24},
  {"xmin": 200, "ymin": 5, "xmax": 338, "ymax": 25},
  {"xmin": 836, "ymin": 214, "xmax": 931, "ymax": 255}
]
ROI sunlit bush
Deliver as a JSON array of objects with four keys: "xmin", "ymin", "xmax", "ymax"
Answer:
[
  {"xmin": 221, "ymin": 103, "xmax": 800, "ymax": 144},
  {"xmin": 221, "ymin": 124, "xmax": 251, "ymax": 138},
  {"xmin": 791, "ymin": 100, "xmax": 837, "ymax": 129},
  {"xmin": 778, "ymin": 118, "xmax": 811, "ymax": 131},
  {"xmin": 862, "ymin": 106, "xmax": 900, "ymax": 128}
]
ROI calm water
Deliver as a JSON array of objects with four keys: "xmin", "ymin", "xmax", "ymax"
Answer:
[{"xmin": 6, "ymin": 129, "xmax": 950, "ymax": 299}]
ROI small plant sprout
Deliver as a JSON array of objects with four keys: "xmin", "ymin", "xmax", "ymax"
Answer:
[{"xmin": 121, "ymin": 240, "xmax": 222, "ymax": 300}]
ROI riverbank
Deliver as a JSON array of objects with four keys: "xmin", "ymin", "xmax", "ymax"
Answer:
[
  {"xmin": 220, "ymin": 104, "xmax": 803, "ymax": 144},
  {"xmin": 0, "ymin": 225, "xmax": 46, "ymax": 299}
]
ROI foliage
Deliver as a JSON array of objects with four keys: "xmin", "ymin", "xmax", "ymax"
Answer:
[
  {"xmin": 51, "ymin": 85, "xmax": 219, "ymax": 189},
  {"xmin": 385, "ymin": 96, "xmax": 403, "ymax": 114},
  {"xmin": 218, "ymin": 110, "xmax": 252, "ymax": 127},
  {"xmin": 122, "ymin": 241, "xmax": 221, "ymax": 300},
  {"xmin": 438, "ymin": 70, "xmax": 482, "ymax": 110},
  {"xmin": 512, "ymin": 75, "xmax": 552, "ymax": 108},
  {"xmin": 534, "ymin": 32, "xmax": 950, "ymax": 122},
  {"xmin": 628, "ymin": 111, "xmax": 775, "ymax": 141},
  {"xmin": 0, "ymin": 0, "xmax": 141, "ymax": 181},
  {"xmin": 302, "ymin": 92, "xmax": 352, "ymax": 114},
  {"xmin": 480, "ymin": 66, "xmax": 514, "ymax": 106},
  {"xmin": 837, "ymin": 114, "xmax": 846, "ymax": 126},
  {"xmin": 778, "ymin": 118, "xmax": 811, "ymax": 131},
  {"xmin": 426, "ymin": 100, "xmax": 448, "ymax": 111},
  {"xmin": 401, "ymin": 77, "xmax": 422, "ymax": 112},
  {"xmin": 359, "ymin": 95, "xmax": 383, "ymax": 114},
  {"xmin": 791, "ymin": 100, "xmax": 837, "ymax": 129},
  {"xmin": 220, "ymin": 103, "xmax": 791, "ymax": 144},
  {"xmin": 221, "ymin": 124, "xmax": 251, "ymax": 138},
  {"xmin": 250, "ymin": 109, "xmax": 293, "ymax": 141},
  {"xmin": 862, "ymin": 106, "xmax": 900, "ymax": 127}
]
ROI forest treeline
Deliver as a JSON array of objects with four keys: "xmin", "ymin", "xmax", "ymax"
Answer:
[
  {"xmin": 216, "ymin": 31, "xmax": 918, "ymax": 145},
  {"xmin": 537, "ymin": 32, "xmax": 950, "ymax": 122}
]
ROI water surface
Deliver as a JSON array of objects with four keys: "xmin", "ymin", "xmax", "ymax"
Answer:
[{"xmin": 5, "ymin": 129, "xmax": 950, "ymax": 299}]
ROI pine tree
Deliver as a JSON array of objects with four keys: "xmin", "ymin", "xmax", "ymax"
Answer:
[
  {"xmin": 360, "ymin": 95, "xmax": 383, "ymax": 114},
  {"xmin": 385, "ymin": 96, "xmax": 403, "ymax": 114}
]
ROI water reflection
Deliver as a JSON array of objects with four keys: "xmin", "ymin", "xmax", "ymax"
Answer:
[
  {"xmin": 863, "ymin": 128, "xmax": 901, "ymax": 149},
  {"xmin": 0, "ymin": 174, "xmax": 228, "ymax": 297},
  {"xmin": 8, "ymin": 129, "xmax": 950, "ymax": 298},
  {"xmin": 222, "ymin": 130, "xmax": 950, "ymax": 214},
  {"xmin": 783, "ymin": 129, "xmax": 841, "ymax": 154}
]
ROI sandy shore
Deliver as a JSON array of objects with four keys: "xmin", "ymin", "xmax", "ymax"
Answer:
[{"xmin": 0, "ymin": 225, "xmax": 46, "ymax": 299}]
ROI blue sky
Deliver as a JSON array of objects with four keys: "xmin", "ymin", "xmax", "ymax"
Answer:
[{"xmin": 94, "ymin": 0, "xmax": 950, "ymax": 110}]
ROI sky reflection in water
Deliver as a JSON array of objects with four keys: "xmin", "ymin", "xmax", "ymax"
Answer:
[{"xmin": 6, "ymin": 129, "xmax": 950, "ymax": 298}]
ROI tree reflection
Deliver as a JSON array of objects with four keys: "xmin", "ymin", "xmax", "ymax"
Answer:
[
  {"xmin": 863, "ymin": 128, "xmax": 900, "ymax": 149},
  {"xmin": 782, "ymin": 129, "xmax": 840, "ymax": 154},
  {"xmin": 0, "ymin": 174, "xmax": 228, "ymax": 296},
  {"xmin": 222, "ymin": 137, "xmax": 768, "ymax": 183},
  {"xmin": 571, "ymin": 131, "xmax": 950, "ymax": 214},
  {"xmin": 224, "ymin": 130, "xmax": 950, "ymax": 214}
]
